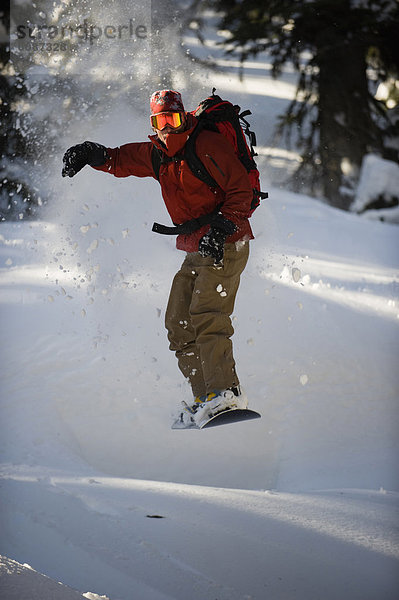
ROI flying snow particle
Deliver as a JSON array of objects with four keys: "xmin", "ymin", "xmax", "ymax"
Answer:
[
  {"xmin": 292, "ymin": 268, "xmax": 301, "ymax": 283},
  {"xmin": 300, "ymin": 374, "xmax": 309, "ymax": 386},
  {"xmin": 87, "ymin": 240, "xmax": 99, "ymax": 254},
  {"xmin": 216, "ymin": 283, "xmax": 227, "ymax": 296},
  {"xmin": 83, "ymin": 592, "xmax": 111, "ymax": 600}
]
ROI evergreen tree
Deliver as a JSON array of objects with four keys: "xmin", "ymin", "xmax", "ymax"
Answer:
[
  {"xmin": 187, "ymin": 0, "xmax": 399, "ymax": 208},
  {"xmin": 0, "ymin": 6, "xmax": 40, "ymax": 220}
]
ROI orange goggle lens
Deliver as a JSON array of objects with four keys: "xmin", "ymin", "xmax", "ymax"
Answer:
[{"xmin": 150, "ymin": 112, "xmax": 183, "ymax": 130}]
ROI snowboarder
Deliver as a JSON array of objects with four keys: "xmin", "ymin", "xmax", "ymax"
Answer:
[{"xmin": 62, "ymin": 90, "xmax": 254, "ymax": 427}]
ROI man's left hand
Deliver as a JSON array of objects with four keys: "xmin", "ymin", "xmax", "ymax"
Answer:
[
  {"xmin": 198, "ymin": 227, "xmax": 227, "ymax": 264},
  {"xmin": 198, "ymin": 215, "xmax": 237, "ymax": 264}
]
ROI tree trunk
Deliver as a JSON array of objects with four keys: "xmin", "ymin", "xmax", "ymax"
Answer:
[{"xmin": 317, "ymin": 41, "xmax": 382, "ymax": 209}]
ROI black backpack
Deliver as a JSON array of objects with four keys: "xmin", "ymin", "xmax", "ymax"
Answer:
[{"xmin": 151, "ymin": 90, "xmax": 267, "ymax": 235}]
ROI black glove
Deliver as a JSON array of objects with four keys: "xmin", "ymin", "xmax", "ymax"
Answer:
[
  {"xmin": 62, "ymin": 141, "xmax": 109, "ymax": 178},
  {"xmin": 198, "ymin": 215, "xmax": 237, "ymax": 264}
]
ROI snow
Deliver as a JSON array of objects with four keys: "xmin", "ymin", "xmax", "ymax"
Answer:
[
  {"xmin": 0, "ymin": 555, "xmax": 105, "ymax": 600},
  {"xmin": 1, "ymin": 3, "xmax": 399, "ymax": 599},
  {"xmin": 1, "ymin": 476, "xmax": 398, "ymax": 600},
  {"xmin": 1, "ymin": 191, "xmax": 398, "ymax": 599},
  {"xmin": 352, "ymin": 154, "xmax": 399, "ymax": 221}
]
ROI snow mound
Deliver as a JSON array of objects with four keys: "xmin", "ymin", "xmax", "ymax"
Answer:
[
  {"xmin": 352, "ymin": 154, "xmax": 399, "ymax": 221},
  {"xmin": 0, "ymin": 555, "xmax": 109, "ymax": 600}
]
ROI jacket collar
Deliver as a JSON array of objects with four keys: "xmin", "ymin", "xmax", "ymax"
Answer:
[{"xmin": 149, "ymin": 114, "xmax": 197, "ymax": 157}]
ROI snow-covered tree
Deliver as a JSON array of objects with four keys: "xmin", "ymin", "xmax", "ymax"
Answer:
[
  {"xmin": 186, "ymin": 0, "xmax": 399, "ymax": 209},
  {"xmin": 0, "ymin": 5, "xmax": 42, "ymax": 220}
]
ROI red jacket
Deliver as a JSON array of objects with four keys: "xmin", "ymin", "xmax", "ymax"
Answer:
[{"xmin": 94, "ymin": 119, "xmax": 254, "ymax": 252}]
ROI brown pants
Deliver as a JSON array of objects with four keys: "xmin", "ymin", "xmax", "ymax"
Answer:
[{"xmin": 165, "ymin": 242, "xmax": 249, "ymax": 397}]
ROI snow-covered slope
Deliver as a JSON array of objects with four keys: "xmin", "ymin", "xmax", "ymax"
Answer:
[
  {"xmin": 1, "ymin": 187, "xmax": 398, "ymax": 599},
  {"xmin": 1, "ymin": 189, "xmax": 398, "ymax": 490},
  {"xmin": 1, "ymin": 472, "xmax": 398, "ymax": 600}
]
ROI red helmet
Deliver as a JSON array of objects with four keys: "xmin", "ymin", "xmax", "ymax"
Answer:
[{"xmin": 150, "ymin": 90, "xmax": 184, "ymax": 116}]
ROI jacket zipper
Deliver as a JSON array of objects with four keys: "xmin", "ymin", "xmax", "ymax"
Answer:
[{"xmin": 205, "ymin": 154, "xmax": 225, "ymax": 177}]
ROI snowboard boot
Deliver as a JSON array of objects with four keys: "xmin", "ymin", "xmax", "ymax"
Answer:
[{"xmin": 193, "ymin": 385, "xmax": 248, "ymax": 426}]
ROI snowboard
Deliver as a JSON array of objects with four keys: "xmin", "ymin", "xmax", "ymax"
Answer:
[
  {"xmin": 172, "ymin": 407, "xmax": 261, "ymax": 430},
  {"xmin": 199, "ymin": 408, "xmax": 261, "ymax": 429}
]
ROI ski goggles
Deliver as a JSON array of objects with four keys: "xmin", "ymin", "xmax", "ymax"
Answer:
[{"xmin": 150, "ymin": 111, "xmax": 183, "ymax": 131}]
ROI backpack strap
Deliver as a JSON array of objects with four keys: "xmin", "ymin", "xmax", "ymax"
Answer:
[
  {"xmin": 239, "ymin": 110, "xmax": 257, "ymax": 157},
  {"xmin": 151, "ymin": 145, "xmax": 180, "ymax": 180},
  {"xmin": 184, "ymin": 122, "xmax": 219, "ymax": 189},
  {"xmin": 151, "ymin": 146, "xmax": 162, "ymax": 180},
  {"xmin": 152, "ymin": 203, "xmax": 222, "ymax": 235}
]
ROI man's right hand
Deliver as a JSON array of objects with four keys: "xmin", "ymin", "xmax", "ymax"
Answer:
[{"xmin": 62, "ymin": 141, "xmax": 109, "ymax": 178}]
